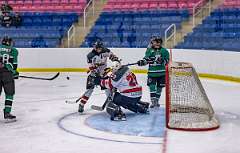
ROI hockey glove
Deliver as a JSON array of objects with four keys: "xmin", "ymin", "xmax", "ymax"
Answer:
[
  {"xmin": 102, "ymin": 67, "xmax": 112, "ymax": 78},
  {"xmin": 145, "ymin": 57, "xmax": 156, "ymax": 64},
  {"xmin": 137, "ymin": 59, "xmax": 148, "ymax": 66},
  {"xmin": 13, "ymin": 70, "xmax": 19, "ymax": 79},
  {"xmin": 109, "ymin": 54, "xmax": 119, "ymax": 62}
]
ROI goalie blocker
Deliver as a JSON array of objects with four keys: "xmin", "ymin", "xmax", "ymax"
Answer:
[{"xmin": 101, "ymin": 61, "xmax": 149, "ymax": 121}]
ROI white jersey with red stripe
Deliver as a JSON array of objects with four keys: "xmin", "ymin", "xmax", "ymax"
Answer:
[
  {"xmin": 101, "ymin": 66, "xmax": 142, "ymax": 98},
  {"xmin": 87, "ymin": 48, "xmax": 116, "ymax": 76}
]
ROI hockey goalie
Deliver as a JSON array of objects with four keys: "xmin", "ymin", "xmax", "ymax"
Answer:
[{"xmin": 100, "ymin": 61, "xmax": 149, "ymax": 121}]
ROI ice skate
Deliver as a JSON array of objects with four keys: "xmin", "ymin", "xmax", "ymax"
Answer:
[
  {"xmin": 78, "ymin": 104, "xmax": 84, "ymax": 113},
  {"xmin": 4, "ymin": 109, "xmax": 16, "ymax": 123}
]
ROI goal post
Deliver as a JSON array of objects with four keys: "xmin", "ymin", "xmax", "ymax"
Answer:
[{"xmin": 165, "ymin": 62, "xmax": 220, "ymax": 131}]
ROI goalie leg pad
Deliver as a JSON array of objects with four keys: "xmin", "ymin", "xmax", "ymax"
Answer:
[
  {"xmin": 113, "ymin": 92, "xmax": 142, "ymax": 113},
  {"xmin": 137, "ymin": 102, "xmax": 149, "ymax": 113},
  {"xmin": 106, "ymin": 102, "xmax": 126, "ymax": 121}
]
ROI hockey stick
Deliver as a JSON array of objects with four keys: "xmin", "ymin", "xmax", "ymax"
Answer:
[
  {"xmin": 65, "ymin": 97, "xmax": 81, "ymax": 104},
  {"xmin": 91, "ymin": 91, "xmax": 115, "ymax": 111},
  {"xmin": 65, "ymin": 89, "xmax": 91, "ymax": 104},
  {"xmin": 19, "ymin": 72, "xmax": 60, "ymax": 80},
  {"xmin": 65, "ymin": 89, "xmax": 105, "ymax": 104},
  {"xmin": 123, "ymin": 62, "xmax": 138, "ymax": 66}
]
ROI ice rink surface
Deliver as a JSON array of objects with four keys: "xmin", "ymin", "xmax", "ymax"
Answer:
[{"xmin": 0, "ymin": 72, "xmax": 239, "ymax": 153}]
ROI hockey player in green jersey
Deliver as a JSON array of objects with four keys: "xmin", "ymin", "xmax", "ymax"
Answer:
[
  {"xmin": 0, "ymin": 36, "xmax": 19, "ymax": 122},
  {"xmin": 137, "ymin": 37, "xmax": 169, "ymax": 108}
]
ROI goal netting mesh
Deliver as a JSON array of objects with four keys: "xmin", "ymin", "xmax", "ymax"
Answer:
[{"xmin": 165, "ymin": 62, "xmax": 219, "ymax": 131}]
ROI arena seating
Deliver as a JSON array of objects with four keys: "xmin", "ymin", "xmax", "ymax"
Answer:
[
  {"xmin": 104, "ymin": 0, "xmax": 204, "ymax": 11},
  {"xmin": 222, "ymin": 0, "xmax": 240, "ymax": 8},
  {"xmin": 80, "ymin": 0, "xmax": 210, "ymax": 48},
  {"xmin": 0, "ymin": 0, "xmax": 85, "ymax": 48},
  {"xmin": 81, "ymin": 9, "xmax": 189, "ymax": 48},
  {"xmin": 1, "ymin": 0, "xmax": 86, "ymax": 12},
  {"xmin": 81, "ymin": 10, "xmax": 191, "ymax": 48},
  {"xmin": 176, "ymin": 2, "xmax": 240, "ymax": 51}
]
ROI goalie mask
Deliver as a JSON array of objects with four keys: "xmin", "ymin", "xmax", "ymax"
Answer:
[
  {"xmin": 111, "ymin": 61, "xmax": 121, "ymax": 72},
  {"xmin": 2, "ymin": 36, "xmax": 13, "ymax": 46},
  {"xmin": 150, "ymin": 36, "xmax": 162, "ymax": 49}
]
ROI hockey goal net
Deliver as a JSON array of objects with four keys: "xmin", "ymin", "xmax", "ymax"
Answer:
[{"xmin": 165, "ymin": 62, "xmax": 219, "ymax": 131}]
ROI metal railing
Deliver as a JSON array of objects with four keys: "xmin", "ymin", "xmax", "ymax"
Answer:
[
  {"xmin": 83, "ymin": 0, "xmax": 95, "ymax": 28},
  {"xmin": 164, "ymin": 24, "xmax": 176, "ymax": 48},
  {"xmin": 193, "ymin": 0, "xmax": 212, "ymax": 27},
  {"xmin": 67, "ymin": 24, "xmax": 75, "ymax": 48}
]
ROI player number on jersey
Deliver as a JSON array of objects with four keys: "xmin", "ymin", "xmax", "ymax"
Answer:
[
  {"xmin": 126, "ymin": 72, "xmax": 138, "ymax": 87},
  {"xmin": 0, "ymin": 54, "xmax": 10, "ymax": 64}
]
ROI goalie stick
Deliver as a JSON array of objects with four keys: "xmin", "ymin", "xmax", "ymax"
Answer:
[
  {"xmin": 19, "ymin": 72, "xmax": 60, "ymax": 80},
  {"xmin": 91, "ymin": 90, "xmax": 115, "ymax": 111}
]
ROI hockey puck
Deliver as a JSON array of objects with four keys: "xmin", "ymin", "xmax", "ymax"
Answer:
[{"xmin": 66, "ymin": 76, "xmax": 70, "ymax": 80}]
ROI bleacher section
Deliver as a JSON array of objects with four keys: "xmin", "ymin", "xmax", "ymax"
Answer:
[
  {"xmin": 222, "ymin": 0, "xmax": 240, "ymax": 8},
  {"xmin": 2, "ymin": 0, "xmax": 86, "ymax": 12},
  {"xmin": 104, "ymin": 0, "xmax": 203, "ymax": 11},
  {"xmin": 0, "ymin": 12, "xmax": 78, "ymax": 47},
  {"xmin": 176, "ymin": 1, "xmax": 240, "ymax": 51},
  {"xmin": 0, "ymin": 0, "xmax": 86, "ymax": 48},
  {"xmin": 81, "ymin": 0, "xmax": 211, "ymax": 48},
  {"xmin": 81, "ymin": 9, "xmax": 189, "ymax": 48}
]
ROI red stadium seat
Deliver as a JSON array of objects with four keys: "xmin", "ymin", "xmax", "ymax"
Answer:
[
  {"xmin": 42, "ymin": 0, "xmax": 52, "ymax": 4},
  {"xmin": 73, "ymin": 5, "xmax": 84, "ymax": 12},
  {"xmin": 15, "ymin": 0, "xmax": 24, "ymax": 5},
  {"xmin": 64, "ymin": 5, "xmax": 74, "ymax": 11},
  {"xmin": 54, "ymin": 5, "xmax": 65, "ymax": 12},
  {"xmin": 52, "ymin": 0, "xmax": 60, "ymax": 5},
  {"xmin": 149, "ymin": 2, "xmax": 158, "ymax": 9},
  {"xmin": 70, "ymin": 0, "xmax": 79, "ymax": 4},
  {"xmin": 158, "ymin": 2, "xmax": 168, "ymax": 8},
  {"xmin": 33, "ymin": 0, "xmax": 42, "ymax": 5},
  {"xmin": 139, "ymin": 3, "xmax": 149, "ymax": 10},
  {"xmin": 61, "ymin": 0, "xmax": 70, "ymax": 4},
  {"xmin": 168, "ymin": 1, "xmax": 178, "ymax": 9},
  {"xmin": 25, "ymin": 0, "xmax": 33, "ymax": 5},
  {"xmin": 178, "ymin": 1, "xmax": 188, "ymax": 9},
  {"xmin": 8, "ymin": 1, "xmax": 15, "ymax": 5}
]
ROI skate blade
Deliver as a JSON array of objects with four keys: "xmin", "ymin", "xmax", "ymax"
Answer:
[
  {"xmin": 150, "ymin": 106, "xmax": 160, "ymax": 109},
  {"xmin": 112, "ymin": 118, "xmax": 127, "ymax": 121},
  {"xmin": 4, "ymin": 119, "xmax": 17, "ymax": 123}
]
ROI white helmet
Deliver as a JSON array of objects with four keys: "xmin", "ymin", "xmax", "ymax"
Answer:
[{"xmin": 111, "ymin": 61, "xmax": 121, "ymax": 72}]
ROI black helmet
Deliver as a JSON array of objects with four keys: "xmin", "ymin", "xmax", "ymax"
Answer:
[
  {"xmin": 93, "ymin": 40, "xmax": 104, "ymax": 49},
  {"xmin": 2, "ymin": 36, "xmax": 12, "ymax": 46},
  {"xmin": 151, "ymin": 36, "xmax": 163, "ymax": 44},
  {"xmin": 150, "ymin": 36, "xmax": 162, "ymax": 49}
]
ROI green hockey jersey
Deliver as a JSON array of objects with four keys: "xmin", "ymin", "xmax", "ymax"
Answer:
[
  {"xmin": 144, "ymin": 47, "xmax": 169, "ymax": 77},
  {"xmin": 0, "ymin": 44, "xmax": 18, "ymax": 73}
]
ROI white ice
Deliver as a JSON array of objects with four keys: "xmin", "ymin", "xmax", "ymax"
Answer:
[{"xmin": 0, "ymin": 72, "xmax": 239, "ymax": 153}]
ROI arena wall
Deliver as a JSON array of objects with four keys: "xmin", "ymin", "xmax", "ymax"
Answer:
[{"xmin": 18, "ymin": 48, "xmax": 240, "ymax": 82}]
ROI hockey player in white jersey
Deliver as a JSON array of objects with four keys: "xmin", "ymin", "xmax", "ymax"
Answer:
[
  {"xmin": 78, "ymin": 41, "xmax": 119, "ymax": 113},
  {"xmin": 101, "ymin": 61, "xmax": 149, "ymax": 121}
]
